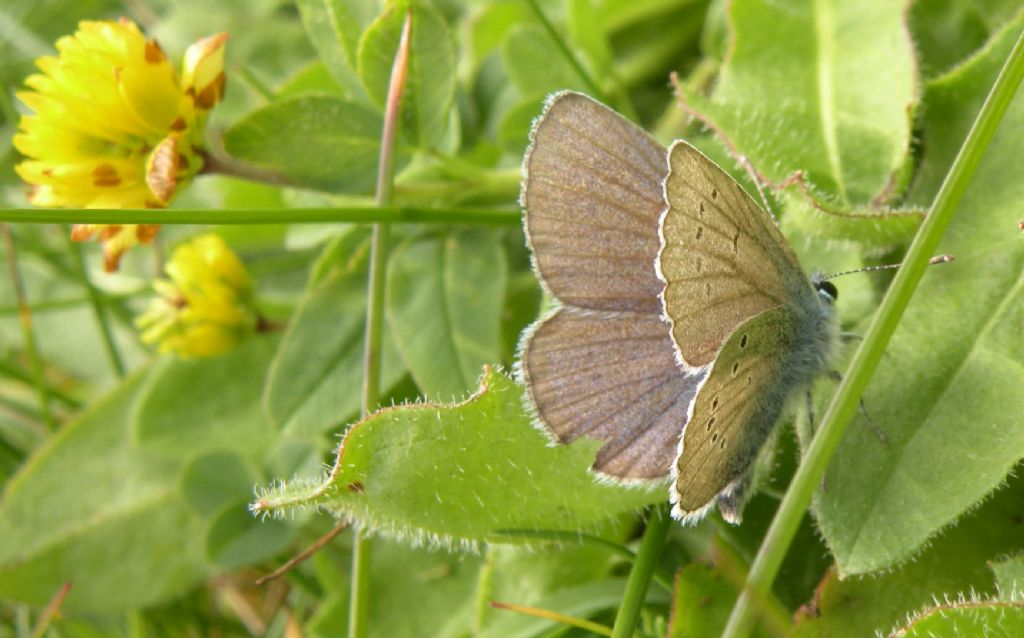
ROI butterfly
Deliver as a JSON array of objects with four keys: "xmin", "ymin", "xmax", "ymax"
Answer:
[{"xmin": 517, "ymin": 91, "xmax": 838, "ymax": 524}]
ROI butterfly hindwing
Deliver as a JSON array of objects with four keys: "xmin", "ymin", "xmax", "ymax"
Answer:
[
  {"xmin": 520, "ymin": 307, "xmax": 704, "ymax": 480},
  {"xmin": 523, "ymin": 92, "xmax": 667, "ymax": 314},
  {"xmin": 658, "ymin": 140, "xmax": 811, "ymax": 368},
  {"xmin": 672, "ymin": 306, "xmax": 801, "ymax": 523}
]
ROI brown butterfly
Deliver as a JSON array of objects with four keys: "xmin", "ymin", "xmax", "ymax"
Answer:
[{"xmin": 518, "ymin": 92, "xmax": 837, "ymax": 524}]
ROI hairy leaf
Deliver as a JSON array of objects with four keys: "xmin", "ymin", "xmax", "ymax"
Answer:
[
  {"xmin": 815, "ymin": 14, "xmax": 1024, "ymax": 575},
  {"xmin": 253, "ymin": 368, "xmax": 662, "ymax": 545}
]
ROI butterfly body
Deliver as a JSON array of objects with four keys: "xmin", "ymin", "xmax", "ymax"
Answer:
[{"xmin": 519, "ymin": 91, "xmax": 838, "ymax": 524}]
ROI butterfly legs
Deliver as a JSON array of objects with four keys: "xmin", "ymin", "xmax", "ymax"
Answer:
[
  {"xmin": 716, "ymin": 472, "xmax": 753, "ymax": 525},
  {"xmin": 804, "ymin": 370, "xmax": 888, "ymax": 446}
]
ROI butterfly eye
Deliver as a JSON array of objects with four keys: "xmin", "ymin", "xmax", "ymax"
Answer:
[{"xmin": 815, "ymin": 280, "xmax": 838, "ymax": 302}]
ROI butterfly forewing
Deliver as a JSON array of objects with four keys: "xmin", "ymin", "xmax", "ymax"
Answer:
[
  {"xmin": 672, "ymin": 306, "xmax": 800, "ymax": 522},
  {"xmin": 523, "ymin": 92, "xmax": 667, "ymax": 314},
  {"xmin": 658, "ymin": 141, "xmax": 809, "ymax": 368},
  {"xmin": 522, "ymin": 307, "xmax": 703, "ymax": 479}
]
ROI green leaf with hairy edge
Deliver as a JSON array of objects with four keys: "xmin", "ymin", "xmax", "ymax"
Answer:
[
  {"xmin": 681, "ymin": 0, "xmax": 916, "ymax": 207},
  {"xmin": 502, "ymin": 24, "xmax": 585, "ymax": 97},
  {"xmin": 779, "ymin": 191, "xmax": 923, "ymax": 247},
  {"xmin": 307, "ymin": 535, "xmax": 482, "ymax": 638},
  {"xmin": 357, "ymin": 0, "xmax": 456, "ymax": 148},
  {"xmin": 814, "ymin": 13, "xmax": 1024, "ymax": 576},
  {"xmin": 223, "ymin": 95, "xmax": 408, "ymax": 195},
  {"xmin": 666, "ymin": 563, "xmax": 738, "ymax": 638},
  {"xmin": 887, "ymin": 601, "xmax": 1024, "ymax": 637},
  {"xmin": 0, "ymin": 371, "xmax": 211, "ymax": 612},
  {"xmin": 991, "ymin": 555, "xmax": 1024, "ymax": 602},
  {"xmin": 252, "ymin": 369, "xmax": 662, "ymax": 544},
  {"xmin": 294, "ymin": 0, "xmax": 376, "ymax": 98},
  {"xmin": 792, "ymin": 474, "xmax": 1024, "ymax": 638},
  {"xmin": 386, "ymin": 229, "xmax": 507, "ymax": 399},
  {"xmin": 264, "ymin": 250, "xmax": 405, "ymax": 437}
]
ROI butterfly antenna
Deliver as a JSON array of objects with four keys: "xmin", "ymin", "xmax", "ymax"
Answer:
[
  {"xmin": 736, "ymin": 155, "xmax": 779, "ymax": 222},
  {"xmin": 821, "ymin": 255, "xmax": 954, "ymax": 281}
]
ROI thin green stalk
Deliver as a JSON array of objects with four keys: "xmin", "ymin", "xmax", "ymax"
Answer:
[
  {"xmin": 66, "ymin": 232, "xmax": 125, "ymax": 379},
  {"xmin": 2, "ymin": 225, "xmax": 54, "ymax": 429},
  {"xmin": 350, "ymin": 10, "xmax": 413, "ymax": 638},
  {"xmin": 722, "ymin": 26, "xmax": 1024, "ymax": 638},
  {"xmin": 610, "ymin": 505, "xmax": 670, "ymax": 638},
  {"xmin": 0, "ymin": 206, "xmax": 519, "ymax": 226}
]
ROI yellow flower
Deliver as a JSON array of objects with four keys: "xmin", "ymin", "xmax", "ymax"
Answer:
[
  {"xmin": 13, "ymin": 19, "xmax": 228, "ymax": 271},
  {"xmin": 136, "ymin": 234, "xmax": 258, "ymax": 358}
]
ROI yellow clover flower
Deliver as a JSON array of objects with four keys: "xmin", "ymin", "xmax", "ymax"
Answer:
[
  {"xmin": 13, "ymin": 19, "xmax": 228, "ymax": 272},
  {"xmin": 136, "ymin": 234, "xmax": 259, "ymax": 358}
]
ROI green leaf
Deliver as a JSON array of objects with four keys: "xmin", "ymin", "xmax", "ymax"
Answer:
[
  {"xmin": 814, "ymin": 14, "xmax": 1024, "ymax": 575},
  {"xmin": 181, "ymin": 452, "xmax": 256, "ymax": 517},
  {"xmin": 294, "ymin": 0, "xmax": 377, "ymax": 97},
  {"xmin": 887, "ymin": 600, "xmax": 1024, "ymax": 637},
  {"xmin": 501, "ymin": 24, "xmax": 585, "ymax": 97},
  {"xmin": 792, "ymin": 474, "xmax": 1024, "ymax": 638},
  {"xmin": 306, "ymin": 535, "xmax": 483, "ymax": 638},
  {"xmin": 666, "ymin": 563, "xmax": 737, "ymax": 638},
  {"xmin": 991, "ymin": 555, "xmax": 1024, "ymax": 602},
  {"xmin": 205, "ymin": 500, "xmax": 293, "ymax": 569},
  {"xmin": 264, "ymin": 249, "xmax": 406, "ymax": 437},
  {"xmin": 480, "ymin": 578, "xmax": 670, "ymax": 638},
  {"xmin": 252, "ymin": 368, "xmax": 662, "ymax": 544},
  {"xmin": 357, "ymin": 0, "xmax": 456, "ymax": 148},
  {"xmin": 682, "ymin": 0, "xmax": 917, "ymax": 206},
  {"xmin": 131, "ymin": 337, "xmax": 279, "ymax": 456},
  {"xmin": 567, "ymin": 0, "xmax": 614, "ymax": 78},
  {"xmin": 386, "ymin": 229, "xmax": 507, "ymax": 399},
  {"xmin": 465, "ymin": 2, "xmax": 529, "ymax": 71},
  {"xmin": 276, "ymin": 61, "xmax": 345, "ymax": 98},
  {"xmin": 223, "ymin": 95, "xmax": 407, "ymax": 195},
  {"xmin": 477, "ymin": 517, "xmax": 634, "ymax": 631},
  {"xmin": 0, "ymin": 371, "xmax": 209, "ymax": 612},
  {"xmin": 908, "ymin": 0, "xmax": 989, "ymax": 79}
]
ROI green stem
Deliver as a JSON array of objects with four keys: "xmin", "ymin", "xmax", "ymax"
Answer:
[
  {"xmin": 610, "ymin": 505, "xmax": 670, "ymax": 638},
  {"xmin": 0, "ymin": 206, "xmax": 519, "ymax": 226},
  {"xmin": 721, "ymin": 25, "xmax": 1024, "ymax": 638},
  {"xmin": 2, "ymin": 225, "xmax": 54, "ymax": 429},
  {"xmin": 350, "ymin": 10, "xmax": 414, "ymax": 638},
  {"xmin": 66, "ymin": 232, "xmax": 125, "ymax": 379}
]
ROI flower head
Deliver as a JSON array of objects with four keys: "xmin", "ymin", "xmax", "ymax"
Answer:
[
  {"xmin": 136, "ymin": 234, "xmax": 258, "ymax": 358},
  {"xmin": 13, "ymin": 19, "xmax": 228, "ymax": 271}
]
